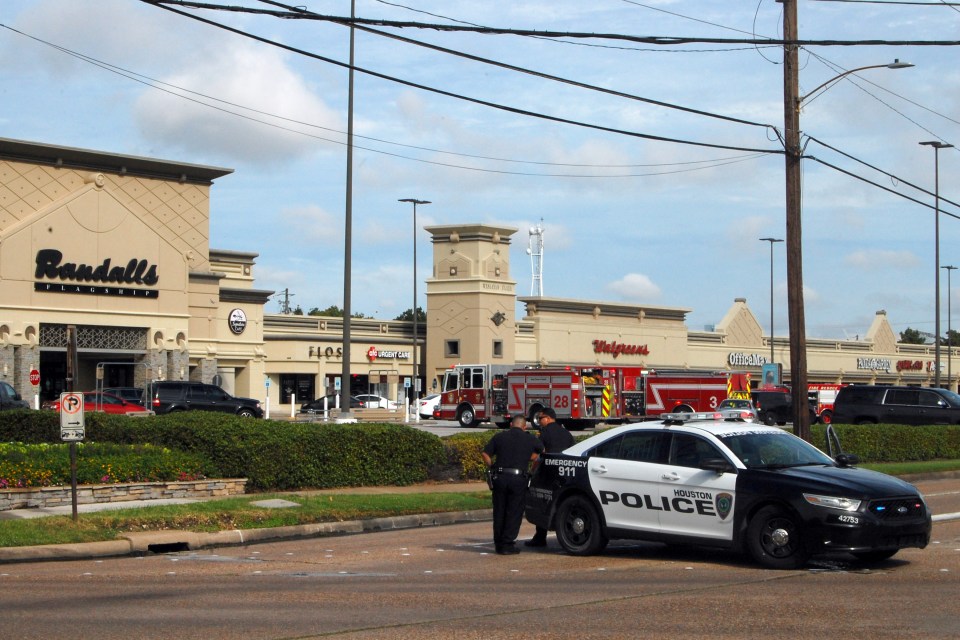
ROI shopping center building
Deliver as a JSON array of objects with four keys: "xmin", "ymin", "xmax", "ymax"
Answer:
[{"xmin": 1, "ymin": 138, "xmax": 950, "ymax": 414}]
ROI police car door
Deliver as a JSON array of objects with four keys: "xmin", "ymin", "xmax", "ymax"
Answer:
[
  {"xmin": 657, "ymin": 433, "xmax": 737, "ymax": 541},
  {"xmin": 587, "ymin": 429, "xmax": 669, "ymax": 533}
]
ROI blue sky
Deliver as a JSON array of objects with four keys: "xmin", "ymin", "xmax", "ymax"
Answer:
[{"xmin": 2, "ymin": 1, "xmax": 959, "ymax": 340}]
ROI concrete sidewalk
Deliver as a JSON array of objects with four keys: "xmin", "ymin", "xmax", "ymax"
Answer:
[{"xmin": 0, "ymin": 482, "xmax": 490, "ymax": 564}]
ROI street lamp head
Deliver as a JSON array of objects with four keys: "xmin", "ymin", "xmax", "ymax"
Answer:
[
  {"xmin": 759, "ymin": 237, "xmax": 784, "ymax": 243},
  {"xmin": 885, "ymin": 59, "xmax": 913, "ymax": 70},
  {"xmin": 399, "ymin": 198, "xmax": 431, "ymax": 205},
  {"xmin": 943, "ymin": 265, "xmax": 958, "ymax": 271},
  {"xmin": 920, "ymin": 141, "xmax": 954, "ymax": 150}
]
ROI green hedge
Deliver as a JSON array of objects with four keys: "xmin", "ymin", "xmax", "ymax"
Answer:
[
  {"xmin": 814, "ymin": 423, "xmax": 960, "ymax": 462},
  {"xmin": 0, "ymin": 410, "xmax": 448, "ymax": 491}
]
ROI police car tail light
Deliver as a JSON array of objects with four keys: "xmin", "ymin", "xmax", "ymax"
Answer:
[{"xmin": 803, "ymin": 494, "xmax": 862, "ymax": 511}]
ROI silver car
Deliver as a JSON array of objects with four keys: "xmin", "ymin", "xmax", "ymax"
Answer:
[{"xmin": 717, "ymin": 398, "xmax": 758, "ymax": 422}]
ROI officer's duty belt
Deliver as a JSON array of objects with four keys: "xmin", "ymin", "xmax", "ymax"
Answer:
[{"xmin": 495, "ymin": 467, "xmax": 525, "ymax": 475}]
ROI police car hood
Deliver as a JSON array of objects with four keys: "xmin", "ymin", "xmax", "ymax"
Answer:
[{"xmin": 753, "ymin": 464, "xmax": 920, "ymax": 497}]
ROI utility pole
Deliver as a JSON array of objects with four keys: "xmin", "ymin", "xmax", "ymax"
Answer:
[{"xmin": 782, "ymin": 0, "xmax": 810, "ymax": 441}]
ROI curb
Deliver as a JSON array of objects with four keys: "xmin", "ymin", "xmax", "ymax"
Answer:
[{"xmin": 0, "ymin": 509, "xmax": 493, "ymax": 564}]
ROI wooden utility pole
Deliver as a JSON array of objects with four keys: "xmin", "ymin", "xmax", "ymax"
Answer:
[{"xmin": 782, "ymin": 0, "xmax": 810, "ymax": 441}]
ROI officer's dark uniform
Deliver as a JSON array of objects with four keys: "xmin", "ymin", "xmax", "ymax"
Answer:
[
  {"xmin": 482, "ymin": 419, "xmax": 543, "ymax": 554},
  {"xmin": 526, "ymin": 408, "xmax": 575, "ymax": 547}
]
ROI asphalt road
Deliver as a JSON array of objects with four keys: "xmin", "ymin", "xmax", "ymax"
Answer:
[{"xmin": 2, "ymin": 478, "xmax": 958, "ymax": 640}]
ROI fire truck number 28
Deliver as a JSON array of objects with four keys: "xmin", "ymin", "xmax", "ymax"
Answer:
[{"xmin": 553, "ymin": 394, "xmax": 570, "ymax": 409}]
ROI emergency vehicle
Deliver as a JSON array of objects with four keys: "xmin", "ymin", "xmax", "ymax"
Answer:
[
  {"xmin": 808, "ymin": 383, "xmax": 846, "ymax": 424},
  {"xmin": 436, "ymin": 363, "xmax": 750, "ymax": 428},
  {"xmin": 524, "ymin": 412, "xmax": 932, "ymax": 569}
]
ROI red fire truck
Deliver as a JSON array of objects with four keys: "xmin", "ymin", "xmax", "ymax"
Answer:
[
  {"xmin": 808, "ymin": 383, "xmax": 846, "ymax": 424},
  {"xmin": 436, "ymin": 364, "xmax": 750, "ymax": 428}
]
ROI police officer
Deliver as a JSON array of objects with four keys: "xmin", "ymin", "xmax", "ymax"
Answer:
[
  {"xmin": 482, "ymin": 414, "xmax": 544, "ymax": 555},
  {"xmin": 525, "ymin": 407, "xmax": 575, "ymax": 547}
]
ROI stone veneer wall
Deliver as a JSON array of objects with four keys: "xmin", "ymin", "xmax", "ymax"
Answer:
[{"xmin": 0, "ymin": 479, "xmax": 246, "ymax": 511}]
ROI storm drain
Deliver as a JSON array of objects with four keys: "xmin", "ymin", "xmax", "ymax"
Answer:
[{"xmin": 148, "ymin": 542, "xmax": 191, "ymax": 554}]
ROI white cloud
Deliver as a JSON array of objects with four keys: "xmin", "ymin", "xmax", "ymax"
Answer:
[
  {"xmin": 605, "ymin": 273, "xmax": 662, "ymax": 301},
  {"xmin": 134, "ymin": 42, "xmax": 341, "ymax": 165},
  {"xmin": 279, "ymin": 205, "xmax": 343, "ymax": 246},
  {"xmin": 845, "ymin": 250, "xmax": 921, "ymax": 270}
]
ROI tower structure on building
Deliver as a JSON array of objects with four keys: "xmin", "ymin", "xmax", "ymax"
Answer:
[{"xmin": 424, "ymin": 224, "xmax": 518, "ymax": 391}]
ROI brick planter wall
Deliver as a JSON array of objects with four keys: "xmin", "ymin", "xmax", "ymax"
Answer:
[{"xmin": 0, "ymin": 479, "xmax": 247, "ymax": 512}]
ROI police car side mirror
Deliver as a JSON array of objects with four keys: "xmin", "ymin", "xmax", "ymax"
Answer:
[
  {"xmin": 834, "ymin": 453, "xmax": 860, "ymax": 468},
  {"xmin": 700, "ymin": 457, "xmax": 736, "ymax": 474}
]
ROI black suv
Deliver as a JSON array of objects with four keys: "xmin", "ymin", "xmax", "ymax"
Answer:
[
  {"xmin": 0, "ymin": 381, "xmax": 30, "ymax": 411},
  {"xmin": 751, "ymin": 389, "xmax": 817, "ymax": 426},
  {"xmin": 149, "ymin": 381, "xmax": 263, "ymax": 418},
  {"xmin": 832, "ymin": 385, "xmax": 960, "ymax": 425}
]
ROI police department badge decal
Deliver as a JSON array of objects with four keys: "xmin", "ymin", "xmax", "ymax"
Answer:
[{"xmin": 715, "ymin": 493, "xmax": 733, "ymax": 520}]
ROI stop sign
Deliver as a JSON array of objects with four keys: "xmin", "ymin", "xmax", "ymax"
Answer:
[{"xmin": 29, "ymin": 369, "xmax": 40, "ymax": 386}]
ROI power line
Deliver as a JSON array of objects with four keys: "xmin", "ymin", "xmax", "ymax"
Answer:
[
  {"xmin": 142, "ymin": 1, "xmax": 960, "ymax": 46},
  {"xmin": 0, "ymin": 24, "xmax": 776, "ymax": 177},
  {"xmin": 136, "ymin": 1, "xmax": 783, "ymax": 155}
]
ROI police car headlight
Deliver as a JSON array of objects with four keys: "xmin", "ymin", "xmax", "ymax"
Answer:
[{"xmin": 803, "ymin": 493, "xmax": 862, "ymax": 511}]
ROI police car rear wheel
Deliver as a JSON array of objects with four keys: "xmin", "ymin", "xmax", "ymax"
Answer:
[
  {"xmin": 555, "ymin": 495, "xmax": 608, "ymax": 556},
  {"xmin": 746, "ymin": 505, "xmax": 808, "ymax": 570}
]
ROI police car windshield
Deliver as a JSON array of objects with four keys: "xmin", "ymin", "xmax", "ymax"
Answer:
[{"xmin": 717, "ymin": 431, "xmax": 835, "ymax": 470}]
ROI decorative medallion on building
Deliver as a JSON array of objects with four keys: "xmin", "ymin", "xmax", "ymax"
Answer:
[
  {"xmin": 491, "ymin": 311, "xmax": 507, "ymax": 326},
  {"xmin": 228, "ymin": 308, "xmax": 248, "ymax": 335}
]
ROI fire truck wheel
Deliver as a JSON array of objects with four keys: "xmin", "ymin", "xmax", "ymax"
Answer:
[
  {"xmin": 457, "ymin": 406, "xmax": 478, "ymax": 428},
  {"xmin": 528, "ymin": 405, "xmax": 545, "ymax": 427},
  {"xmin": 819, "ymin": 410, "xmax": 833, "ymax": 424}
]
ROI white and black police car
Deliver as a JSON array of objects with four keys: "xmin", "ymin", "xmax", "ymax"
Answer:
[{"xmin": 524, "ymin": 412, "xmax": 932, "ymax": 569}]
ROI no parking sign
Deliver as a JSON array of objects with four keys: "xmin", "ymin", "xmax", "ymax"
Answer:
[{"xmin": 59, "ymin": 392, "xmax": 85, "ymax": 441}]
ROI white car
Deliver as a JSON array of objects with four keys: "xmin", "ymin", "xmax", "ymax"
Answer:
[
  {"xmin": 417, "ymin": 394, "xmax": 441, "ymax": 419},
  {"xmin": 355, "ymin": 394, "xmax": 399, "ymax": 410}
]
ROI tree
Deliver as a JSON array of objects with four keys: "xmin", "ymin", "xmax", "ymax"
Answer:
[
  {"xmin": 899, "ymin": 327, "xmax": 927, "ymax": 345},
  {"xmin": 394, "ymin": 307, "xmax": 426, "ymax": 323},
  {"xmin": 292, "ymin": 305, "xmax": 303, "ymax": 316},
  {"xmin": 307, "ymin": 305, "xmax": 370, "ymax": 319},
  {"xmin": 945, "ymin": 329, "xmax": 960, "ymax": 347}
]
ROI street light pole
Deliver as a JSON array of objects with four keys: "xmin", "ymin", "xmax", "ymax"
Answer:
[
  {"xmin": 760, "ymin": 238, "xmax": 784, "ymax": 367},
  {"xmin": 943, "ymin": 265, "xmax": 957, "ymax": 391},
  {"xmin": 783, "ymin": 1, "xmax": 913, "ymax": 439},
  {"xmin": 399, "ymin": 198, "xmax": 430, "ymax": 422},
  {"xmin": 921, "ymin": 141, "xmax": 953, "ymax": 388}
]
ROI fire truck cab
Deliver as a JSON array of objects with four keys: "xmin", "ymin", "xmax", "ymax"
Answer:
[
  {"xmin": 808, "ymin": 383, "xmax": 846, "ymax": 424},
  {"xmin": 439, "ymin": 364, "xmax": 512, "ymax": 428}
]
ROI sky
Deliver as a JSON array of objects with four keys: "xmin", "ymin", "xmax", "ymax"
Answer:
[{"xmin": 2, "ymin": 0, "xmax": 960, "ymax": 341}]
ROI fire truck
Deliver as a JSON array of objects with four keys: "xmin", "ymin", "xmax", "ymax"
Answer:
[
  {"xmin": 808, "ymin": 383, "xmax": 846, "ymax": 424},
  {"xmin": 436, "ymin": 364, "xmax": 750, "ymax": 428}
]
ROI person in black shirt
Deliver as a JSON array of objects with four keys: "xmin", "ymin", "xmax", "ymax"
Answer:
[
  {"xmin": 482, "ymin": 414, "xmax": 544, "ymax": 555},
  {"xmin": 525, "ymin": 407, "xmax": 575, "ymax": 547}
]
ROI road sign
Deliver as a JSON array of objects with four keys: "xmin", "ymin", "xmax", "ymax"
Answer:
[
  {"xmin": 60, "ymin": 392, "xmax": 85, "ymax": 441},
  {"xmin": 29, "ymin": 369, "xmax": 40, "ymax": 386}
]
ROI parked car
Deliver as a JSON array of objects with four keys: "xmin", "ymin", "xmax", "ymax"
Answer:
[
  {"xmin": 300, "ymin": 394, "xmax": 363, "ymax": 413},
  {"xmin": 832, "ymin": 384, "xmax": 960, "ymax": 425},
  {"xmin": 417, "ymin": 393, "xmax": 441, "ymax": 419},
  {"xmin": 717, "ymin": 398, "xmax": 758, "ymax": 422},
  {"xmin": 751, "ymin": 389, "xmax": 817, "ymax": 426},
  {"xmin": 148, "ymin": 381, "xmax": 263, "ymax": 418},
  {"xmin": 0, "ymin": 381, "xmax": 30, "ymax": 411},
  {"xmin": 355, "ymin": 394, "xmax": 399, "ymax": 410},
  {"xmin": 43, "ymin": 391, "xmax": 147, "ymax": 415},
  {"xmin": 103, "ymin": 387, "xmax": 145, "ymax": 403}
]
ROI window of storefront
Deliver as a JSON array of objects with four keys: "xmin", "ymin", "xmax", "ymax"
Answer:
[{"xmin": 280, "ymin": 374, "xmax": 315, "ymax": 404}]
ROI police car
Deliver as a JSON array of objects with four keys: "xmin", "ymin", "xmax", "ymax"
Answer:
[{"xmin": 524, "ymin": 412, "xmax": 932, "ymax": 569}]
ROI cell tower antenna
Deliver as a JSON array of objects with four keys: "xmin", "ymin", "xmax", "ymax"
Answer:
[{"xmin": 526, "ymin": 219, "xmax": 544, "ymax": 296}]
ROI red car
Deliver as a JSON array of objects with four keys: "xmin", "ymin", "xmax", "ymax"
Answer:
[{"xmin": 43, "ymin": 392, "xmax": 148, "ymax": 415}]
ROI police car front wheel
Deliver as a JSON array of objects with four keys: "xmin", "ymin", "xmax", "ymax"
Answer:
[
  {"xmin": 746, "ymin": 505, "xmax": 809, "ymax": 570},
  {"xmin": 555, "ymin": 495, "xmax": 608, "ymax": 556}
]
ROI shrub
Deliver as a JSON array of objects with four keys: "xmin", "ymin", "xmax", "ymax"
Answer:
[{"xmin": 813, "ymin": 423, "xmax": 960, "ymax": 462}]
